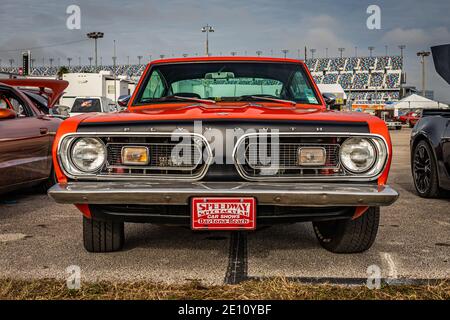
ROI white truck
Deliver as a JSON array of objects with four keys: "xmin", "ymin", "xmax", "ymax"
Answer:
[{"xmin": 61, "ymin": 72, "xmax": 128, "ymax": 116}]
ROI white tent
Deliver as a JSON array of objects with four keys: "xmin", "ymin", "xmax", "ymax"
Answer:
[{"xmin": 392, "ymin": 94, "xmax": 448, "ymax": 110}]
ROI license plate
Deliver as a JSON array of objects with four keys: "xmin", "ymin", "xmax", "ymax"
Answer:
[{"xmin": 191, "ymin": 197, "xmax": 256, "ymax": 230}]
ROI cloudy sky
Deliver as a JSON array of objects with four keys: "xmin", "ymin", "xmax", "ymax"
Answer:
[{"xmin": 1, "ymin": 0, "xmax": 449, "ymax": 101}]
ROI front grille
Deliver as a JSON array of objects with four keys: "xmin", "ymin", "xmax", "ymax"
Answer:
[
  {"xmin": 246, "ymin": 143, "xmax": 340, "ymax": 169},
  {"xmin": 234, "ymin": 133, "xmax": 384, "ymax": 181},
  {"xmin": 94, "ymin": 133, "xmax": 211, "ymax": 180},
  {"xmin": 106, "ymin": 143, "xmax": 202, "ymax": 170}
]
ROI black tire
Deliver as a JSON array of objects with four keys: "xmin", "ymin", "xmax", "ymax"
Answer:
[
  {"xmin": 412, "ymin": 140, "xmax": 441, "ymax": 198},
  {"xmin": 39, "ymin": 167, "xmax": 57, "ymax": 193},
  {"xmin": 313, "ymin": 207, "xmax": 380, "ymax": 253},
  {"xmin": 83, "ymin": 216, "xmax": 124, "ymax": 252}
]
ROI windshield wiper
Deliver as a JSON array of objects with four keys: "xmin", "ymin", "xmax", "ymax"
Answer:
[
  {"xmin": 141, "ymin": 95, "xmax": 216, "ymax": 105},
  {"xmin": 238, "ymin": 95, "xmax": 296, "ymax": 106}
]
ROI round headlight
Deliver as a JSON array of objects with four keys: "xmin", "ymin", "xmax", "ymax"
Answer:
[
  {"xmin": 71, "ymin": 137, "xmax": 106, "ymax": 173},
  {"xmin": 340, "ymin": 137, "xmax": 376, "ymax": 173}
]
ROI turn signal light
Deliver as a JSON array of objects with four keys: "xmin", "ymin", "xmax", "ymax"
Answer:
[
  {"xmin": 298, "ymin": 147, "xmax": 326, "ymax": 166},
  {"xmin": 121, "ymin": 146, "xmax": 149, "ymax": 165}
]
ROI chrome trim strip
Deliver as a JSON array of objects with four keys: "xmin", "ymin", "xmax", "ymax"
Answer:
[
  {"xmin": 57, "ymin": 132, "xmax": 213, "ymax": 181},
  {"xmin": 48, "ymin": 182, "xmax": 399, "ymax": 207},
  {"xmin": 232, "ymin": 132, "xmax": 389, "ymax": 182}
]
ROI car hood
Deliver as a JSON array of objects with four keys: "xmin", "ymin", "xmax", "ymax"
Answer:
[{"xmin": 78, "ymin": 103, "xmax": 382, "ymax": 125}]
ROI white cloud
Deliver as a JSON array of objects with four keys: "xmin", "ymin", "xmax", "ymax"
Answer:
[{"xmin": 382, "ymin": 27, "xmax": 450, "ymax": 47}]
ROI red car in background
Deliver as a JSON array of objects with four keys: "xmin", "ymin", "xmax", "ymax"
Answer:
[
  {"xmin": 399, "ymin": 110, "xmax": 421, "ymax": 128},
  {"xmin": 0, "ymin": 79, "xmax": 68, "ymax": 194}
]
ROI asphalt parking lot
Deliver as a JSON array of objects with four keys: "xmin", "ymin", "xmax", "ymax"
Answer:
[{"xmin": 0, "ymin": 128, "xmax": 449, "ymax": 285}]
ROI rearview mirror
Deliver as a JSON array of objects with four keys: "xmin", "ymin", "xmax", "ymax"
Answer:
[
  {"xmin": 0, "ymin": 108, "xmax": 17, "ymax": 120},
  {"xmin": 204, "ymin": 72, "xmax": 235, "ymax": 80}
]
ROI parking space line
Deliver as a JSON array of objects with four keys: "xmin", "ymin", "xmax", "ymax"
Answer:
[{"xmin": 224, "ymin": 232, "xmax": 248, "ymax": 284}]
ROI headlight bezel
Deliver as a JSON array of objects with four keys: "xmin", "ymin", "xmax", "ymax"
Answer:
[
  {"xmin": 58, "ymin": 136, "xmax": 107, "ymax": 177},
  {"xmin": 339, "ymin": 136, "xmax": 388, "ymax": 178}
]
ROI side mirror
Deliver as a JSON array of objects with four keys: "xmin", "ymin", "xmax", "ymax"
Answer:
[
  {"xmin": 0, "ymin": 108, "xmax": 17, "ymax": 120},
  {"xmin": 56, "ymin": 105, "xmax": 70, "ymax": 117},
  {"xmin": 117, "ymin": 95, "xmax": 131, "ymax": 107},
  {"xmin": 322, "ymin": 93, "xmax": 336, "ymax": 107}
]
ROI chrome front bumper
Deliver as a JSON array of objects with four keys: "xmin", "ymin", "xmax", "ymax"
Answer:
[{"xmin": 48, "ymin": 182, "xmax": 398, "ymax": 207}]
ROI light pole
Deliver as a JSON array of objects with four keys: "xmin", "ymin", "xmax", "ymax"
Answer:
[
  {"xmin": 88, "ymin": 57, "xmax": 93, "ymax": 66},
  {"xmin": 310, "ymin": 48, "xmax": 316, "ymax": 59},
  {"xmin": 49, "ymin": 58, "xmax": 54, "ymax": 68},
  {"xmin": 137, "ymin": 55, "xmax": 143, "ymax": 65},
  {"xmin": 368, "ymin": 46, "xmax": 375, "ymax": 57},
  {"xmin": 9, "ymin": 59, "xmax": 14, "ymax": 68},
  {"xmin": 87, "ymin": 31, "xmax": 104, "ymax": 68},
  {"xmin": 201, "ymin": 24, "xmax": 214, "ymax": 56},
  {"xmin": 398, "ymin": 45, "xmax": 406, "ymax": 58},
  {"xmin": 417, "ymin": 51, "xmax": 431, "ymax": 97},
  {"xmin": 338, "ymin": 48, "xmax": 345, "ymax": 58},
  {"xmin": 113, "ymin": 39, "xmax": 117, "ymax": 106},
  {"xmin": 398, "ymin": 44, "xmax": 406, "ymax": 73},
  {"xmin": 385, "ymin": 45, "xmax": 388, "ymax": 56},
  {"xmin": 67, "ymin": 57, "xmax": 72, "ymax": 67},
  {"xmin": 282, "ymin": 49, "xmax": 289, "ymax": 58},
  {"xmin": 355, "ymin": 46, "xmax": 358, "ymax": 57}
]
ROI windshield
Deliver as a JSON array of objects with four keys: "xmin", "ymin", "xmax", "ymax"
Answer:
[
  {"xmin": 71, "ymin": 98, "xmax": 101, "ymax": 113},
  {"xmin": 133, "ymin": 62, "xmax": 320, "ymax": 106}
]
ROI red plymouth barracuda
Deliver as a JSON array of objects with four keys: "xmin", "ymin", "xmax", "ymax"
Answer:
[{"xmin": 48, "ymin": 57, "xmax": 398, "ymax": 253}]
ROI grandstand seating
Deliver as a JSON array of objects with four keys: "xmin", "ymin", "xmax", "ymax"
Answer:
[
  {"xmin": 385, "ymin": 73, "xmax": 400, "ymax": 88},
  {"xmin": 329, "ymin": 58, "xmax": 345, "ymax": 71},
  {"xmin": 305, "ymin": 59, "xmax": 317, "ymax": 71},
  {"xmin": 0, "ymin": 55, "xmax": 403, "ymax": 105},
  {"xmin": 337, "ymin": 73, "xmax": 353, "ymax": 89},
  {"xmin": 369, "ymin": 72, "xmax": 384, "ymax": 88},
  {"xmin": 316, "ymin": 58, "xmax": 330, "ymax": 71},
  {"xmin": 322, "ymin": 73, "xmax": 339, "ymax": 84},
  {"xmin": 359, "ymin": 57, "xmax": 376, "ymax": 71},
  {"xmin": 345, "ymin": 57, "xmax": 358, "ymax": 71},
  {"xmin": 312, "ymin": 74, "xmax": 323, "ymax": 84},
  {"xmin": 352, "ymin": 73, "xmax": 369, "ymax": 89},
  {"xmin": 308, "ymin": 55, "xmax": 402, "ymax": 104}
]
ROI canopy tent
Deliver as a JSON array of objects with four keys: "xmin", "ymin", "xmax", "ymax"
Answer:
[{"xmin": 390, "ymin": 94, "xmax": 448, "ymax": 110}]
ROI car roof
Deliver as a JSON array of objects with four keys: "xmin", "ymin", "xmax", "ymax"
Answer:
[{"xmin": 148, "ymin": 56, "xmax": 305, "ymax": 65}]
